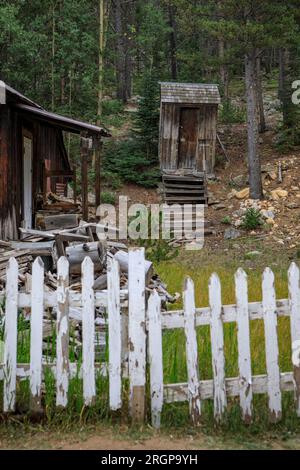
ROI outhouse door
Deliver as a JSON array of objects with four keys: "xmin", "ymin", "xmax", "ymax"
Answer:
[
  {"xmin": 23, "ymin": 131, "xmax": 33, "ymax": 229},
  {"xmin": 178, "ymin": 107, "xmax": 200, "ymax": 170}
]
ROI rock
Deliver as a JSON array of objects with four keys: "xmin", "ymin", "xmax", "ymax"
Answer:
[
  {"xmin": 224, "ymin": 228, "xmax": 241, "ymax": 240},
  {"xmin": 261, "ymin": 209, "xmax": 275, "ymax": 219},
  {"xmin": 270, "ymin": 189, "xmax": 288, "ymax": 200},
  {"xmin": 235, "ymin": 188, "xmax": 250, "ymax": 199},
  {"xmin": 214, "ymin": 204, "xmax": 227, "ymax": 210},
  {"xmin": 266, "ymin": 218, "xmax": 275, "ymax": 226},
  {"xmin": 286, "ymin": 202, "xmax": 300, "ymax": 209},
  {"xmin": 232, "ymin": 174, "xmax": 247, "ymax": 188}
]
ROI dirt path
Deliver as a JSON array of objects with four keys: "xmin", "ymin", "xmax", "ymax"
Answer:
[{"xmin": 1, "ymin": 426, "xmax": 300, "ymax": 450}]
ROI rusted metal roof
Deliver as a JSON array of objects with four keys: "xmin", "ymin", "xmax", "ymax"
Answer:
[
  {"xmin": 0, "ymin": 80, "xmax": 110, "ymax": 137},
  {"xmin": 15, "ymin": 104, "xmax": 111, "ymax": 137},
  {"xmin": 160, "ymin": 82, "xmax": 221, "ymax": 104}
]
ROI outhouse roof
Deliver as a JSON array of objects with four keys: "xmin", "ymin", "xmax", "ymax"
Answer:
[{"xmin": 160, "ymin": 82, "xmax": 221, "ymax": 105}]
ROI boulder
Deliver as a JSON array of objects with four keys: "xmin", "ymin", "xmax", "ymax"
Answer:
[
  {"xmin": 270, "ymin": 189, "xmax": 288, "ymax": 201},
  {"xmin": 235, "ymin": 188, "xmax": 250, "ymax": 199},
  {"xmin": 224, "ymin": 228, "xmax": 241, "ymax": 240}
]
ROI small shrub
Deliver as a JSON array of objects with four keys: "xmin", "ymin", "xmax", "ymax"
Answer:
[
  {"xmin": 100, "ymin": 191, "xmax": 116, "ymax": 205},
  {"xmin": 221, "ymin": 216, "xmax": 231, "ymax": 225},
  {"xmin": 102, "ymin": 99, "xmax": 124, "ymax": 116},
  {"xmin": 103, "ymin": 140, "xmax": 160, "ymax": 188},
  {"xmin": 241, "ymin": 208, "xmax": 263, "ymax": 230},
  {"xmin": 220, "ymin": 99, "xmax": 246, "ymax": 124},
  {"xmin": 102, "ymin": 170, "xmax": 122, "ymax": 190}
]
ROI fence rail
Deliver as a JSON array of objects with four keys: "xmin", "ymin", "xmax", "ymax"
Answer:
[{"xmin": 1, "ymin": 248, "xmax": 300, "ymax": 427}]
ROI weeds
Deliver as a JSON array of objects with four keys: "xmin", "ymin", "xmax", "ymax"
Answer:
[{"xmin": 241, "ymin": 208, "xmax": 263, "ymax": 230}]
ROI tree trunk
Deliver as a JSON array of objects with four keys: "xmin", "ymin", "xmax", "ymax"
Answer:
[
  {"xmin": 256, "ymin": 55, "xmax": 266, "ymax": 133},
  {"xmin": 245, "ymin": 50, "xmax": 263, "ymax": 200},
  {"xmin": 97, "ymin": 0, "xmax": 104, "ymax": 123},
  {"xmin": 168, "ymin": 3, "xmax": 178, "ymax": 80},
  {"xmin": 115, "ymin": 0, "xmax": 127, "ymax": 102},
  {"xmin": 51, "ymin": 2, "xmax": 56, "ymax": 111}
]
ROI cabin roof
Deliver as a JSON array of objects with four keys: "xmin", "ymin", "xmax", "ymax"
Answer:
[
  {"xmin": 160, "ymin": 82, "xmax": 221, "ymax": 105},
  {"xmin": 0, "ymin": 80, "xmax": 111, "ymax": 137}
]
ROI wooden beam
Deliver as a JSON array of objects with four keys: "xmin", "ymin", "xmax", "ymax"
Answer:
[
  {"xmin": 94, "ymin": 136, "xmax": 102, "ymax": 211},
  {"xmin": 81, "ymin": 132, "xmax": 89, "ymax": 221}
]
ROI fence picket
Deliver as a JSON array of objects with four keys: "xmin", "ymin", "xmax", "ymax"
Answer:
[
  {"xmin": 128, "ymin": 248, "xmax": 146, "ymax": 422},
  {"xmin": 183, "ymin": 277, "xmax": 201, "ymax": 424},
  {"xmin": 3, "ymin": 258, "xmax": 18, "ymax": 412},
  {"xmin": 82, "ymin": 256, "xmax": 96, "ymax": 406},
  {"xmin": 148, "ymin": 290, "xmax": 163, "ymax": 429},
  {"xmin": 108, "ymin": 256, "xmax": 122, "ymax": 411},
  {"xmin": 262, "ymin": 268, "xmax": 282, "ymax": 422},
  {"xmin": 56, "ymin": 257, "xmax": 69, "ymax": 407},
  {"xmin": 288, "ymin": 262, "xmax": 300, "ymax": 416},
  {"xmin": 29, "ymin": 257, "xmax": 44, "ymax": 413},
  {"xmin": 235, "ymin": 268, "xmax": 252, "ymax": 422},
  {"xmin": 209, "ymin": 273, "xmax": 227, "ymax": 421}
]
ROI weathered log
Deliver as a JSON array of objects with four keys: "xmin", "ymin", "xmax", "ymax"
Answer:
[
  {"xmin": 114, "ymin": 250, "xmax": 153, "ymax": 282},
  {"xmin": 66, "ymin": 241, "xmax": 107, "ymax": 274},
  {"xmin": 93, "ymin": 274, "xmax": 107, "ymax": 291}
]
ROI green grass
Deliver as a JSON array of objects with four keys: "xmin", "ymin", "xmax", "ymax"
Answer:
[{"xmin": 0, "ymin": 248, "xmax": 299, "ymax": 437}]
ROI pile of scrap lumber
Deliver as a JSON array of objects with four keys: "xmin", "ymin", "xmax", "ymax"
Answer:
[
  {"xmin": 0, "ymin": 220, "xmax": 178, "ymax": 306},
  {"xmin": 0, "ymin": 220, "xmax": 178, "ymax": 360},
  {"xmin": 0, "ymin": 240, "xmax": 33, "ymax": 285}
]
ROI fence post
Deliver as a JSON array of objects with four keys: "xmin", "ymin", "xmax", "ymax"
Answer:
[
  {"xmin": 56, "ymin": 256, "xmax": 69, "ymax": 408},
  {"xmin": 235, "ymin": 268, "xmax": 253, "ymax": 423},
  {"xmin": 108, "ymin": 256, "xmax": 122, "ymax": 411},
  {"xmin": 30, "ymin": 257, "xmax": 44, "ymax": 414},
  {"xmin": 288, "ymin": 262, "xmax": 300, "ymax": 417},
  {"xmin": 183, "ymin": 277, "xmax": 201, "ymax": 424},
  {"xmin": 209, "ymin": 273, "xmax": 227, "ymax": 421},
  {"xmin": 82, "ymin": 256, "xmax": 96, "ymax": 406},
  {"xmin": 128, "ymin": 248, "xmax": 146, "ymax": 423},
  {"xmin": 148, "ymin": 289, "xmax": 163, "ymax": 428},
  {"xmin": 262, "ymin": 268, "xmax": 282, "ymax": 422},
  {"xmin": 3, "ymin": 258, "xmax": 18, "ymax": 413}
]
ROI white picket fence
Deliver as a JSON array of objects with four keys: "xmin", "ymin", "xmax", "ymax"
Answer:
[{"xmin": 1, "ymin": 248, "xmax": 300, "ymax": 427}]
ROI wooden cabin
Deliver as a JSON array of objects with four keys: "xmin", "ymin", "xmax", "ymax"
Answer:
[
  {"xmin": 0, "ymin": 81, "xmax": 110, "ymax": 240},
  {"xmin": 159, "ymin": 82, "xmax": 220, "ymax": 204}
]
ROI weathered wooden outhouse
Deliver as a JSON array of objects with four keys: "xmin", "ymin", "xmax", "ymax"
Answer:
[{"xmin": 159, "ymin": 82, "xmax": 220, "ymax": 204}]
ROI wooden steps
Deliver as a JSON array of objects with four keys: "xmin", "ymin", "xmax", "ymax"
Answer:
[{"xmin": 162, "ymin": 173, "xmax": 207, "ymax": 205}]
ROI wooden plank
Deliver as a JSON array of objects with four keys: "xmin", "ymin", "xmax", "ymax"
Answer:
[
  {"xmin": 152, "ymin": 298, "xmax": 291, "ymax": 330},
  {"xmin": 56, "ymin": 257, "xmax": 69, "ymax": 407},
  {"xmin": 235, "ymin": 268, "xmax": 252, "ymax": 423},
  {"xmin": 288, "ymin": 262, "xmax": 300, "ymax": 416},
  {"xmin": 128, "ymin": 248, "xmax": 146, "ymax": 423},
  {"xmin": 262, "ymin": 268, "xmax": 282, "ymax": 422},
  {"xmin": 148, "ymin": 290, "xmax": 163, "ymax": 429},
  {"xmin": 81, "ymin": 134, "xmax": 89, "ymax": 222},
  {"xmin": 107, "ymin": 256, "xmax": 122, "ymax": 410},
  {"xmin": 3, "ymin": 258, "xmax": 18, "ymax": 412},
  {"xmin": 163, "ymin": 372, "xmax": 294, "ymax": 403},
  {"xmin": 19, "ymin": 227, "xmax": 55, "ymax": 239},
  {"xmin": 82, "ymin": 256, "xmax": 96, "ymax": 405},
  {"xmin": 183, "ymin": 277, "xmax": 201, "ymax": 424},
  {"xmin": 29, "ymin": 257, "xmax": 44, "ymax": 414},
  {"xmin": 164, "ymin": 188, "xmax": 206, "ymax": 194},
  {"xmin": 44, "ymin": 214, "xmax": 78, "ymax": 231},
  {"xmin": 209, "ymin": 273, "xmax": 227, "ymax": 421}
]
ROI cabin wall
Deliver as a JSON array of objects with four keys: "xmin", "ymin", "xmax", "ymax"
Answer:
[
  {"xmin": 159, "ymin": 102, "xmax": 218, "ymax": 175},
  {"xmin": 0, "ymin": 106, "xmax": 71, "ymax": 240},
  {"xmin": 0, "ymin": 106, "xmax": 20, "ymax": 240}
]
